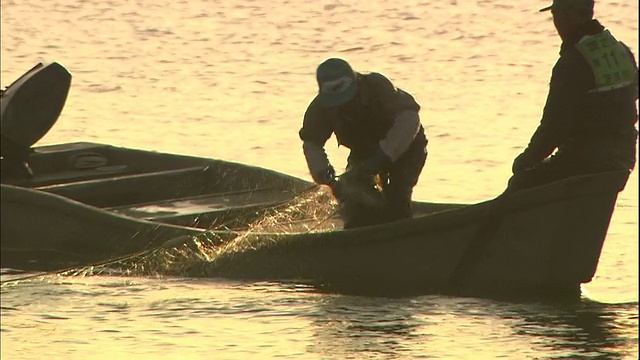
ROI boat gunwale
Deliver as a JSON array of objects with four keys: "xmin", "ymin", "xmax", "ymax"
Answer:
[{"xmin": 223, "ymin": 169, "xmax": 628, "ymax": 246}]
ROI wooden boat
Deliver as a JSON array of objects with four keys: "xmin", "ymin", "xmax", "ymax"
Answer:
[
  {"xmin": 1, "ymin": 62, "xmax": 315, "ymax": 269},
  {"xmin": 0, "ymin": 142, "xmax": 316, "ymax": 268},
  {"xmin": 1, "ymin": 62, "xmax": 632, "ymax": 300},
  {"xmin": 189, "ymin": 170, "xmax": 629, "ymax": 300}
]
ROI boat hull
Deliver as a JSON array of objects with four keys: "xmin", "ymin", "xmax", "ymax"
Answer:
[
  {"xmin": 184, "ymin": 170, "xmax": 627, "ymax": 299},
  {"xmin": 0, "ymin": 61, "xmax": 629, "ymax": 300},
  {"xmin": 1, "ymin": 184, "xmax": 204, "ymax": 269},
  {"xmin": 1, "ymin": 142, "xmax": 312, "ymax": 270},
  {"xmin": 0, "ymin": 142, "xmax": 628, "ymax": 300}
]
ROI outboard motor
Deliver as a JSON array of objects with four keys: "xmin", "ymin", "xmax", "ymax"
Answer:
[{"xmin": 0, "ymin": 62, "xmax": 72, "ymax": 180}]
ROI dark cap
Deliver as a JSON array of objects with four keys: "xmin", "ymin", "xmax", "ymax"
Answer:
[
  {"xmin": 539, "ymin": 0, "xmax": 594, "ymax": 12},
  {"xmin": 316, "ymin": 58, "xmax": 358, "ymax": 107}
]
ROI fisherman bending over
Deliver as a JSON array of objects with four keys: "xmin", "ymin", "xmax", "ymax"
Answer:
[{"xmin": 299, "ymin": 58, "xmax": 428, "ymax": 228}]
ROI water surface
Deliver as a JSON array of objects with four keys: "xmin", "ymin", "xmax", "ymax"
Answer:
[{"xmin": 1, "ymin": 0, "xmax": 638, "ymax": 358}]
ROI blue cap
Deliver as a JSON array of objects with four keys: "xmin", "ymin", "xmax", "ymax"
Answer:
[{"xmin": 316, "ymin": 58, "xmax": 358, "ymax": 107}]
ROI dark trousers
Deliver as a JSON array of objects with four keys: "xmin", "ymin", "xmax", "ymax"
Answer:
[
  {"xmin": 344, "ymin": 134, "xmax": 427, "ymax": 228},
  {"xmin": 382, "ymin": 135, "xmax": 428, "ymax": 220}
]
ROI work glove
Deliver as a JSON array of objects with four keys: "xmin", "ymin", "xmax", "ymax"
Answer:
[
  {"xmin": 358, "ymin": 148, "xmax": 392, "ymax": 176},
  {"xmin": 512, "ymin": 151, "xmax": 538, "ymax": 174},
  {"xmin": 329, "ymin": 170, "xmax": 377, "ymax": 204},
  {"xmin": 313, "ymin": 166, "xmax": 337, "ymax": 186},
  {"xmin": 331, "ymin": 169, "xmax": 387, "ymax": 209}
]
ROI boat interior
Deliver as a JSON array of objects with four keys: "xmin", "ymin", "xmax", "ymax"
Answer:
[{"xmin": 2, "ymin": 141, "xmax": 315, "ymax": 227}]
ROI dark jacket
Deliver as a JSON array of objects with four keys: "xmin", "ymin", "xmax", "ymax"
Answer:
[
  {"xmin": 521, "ymin": 20, "xmax": 639, "ymax": 170},
  {"xmin": 299, "ymin": 72, "xmax": 426, "ymax": 177}
]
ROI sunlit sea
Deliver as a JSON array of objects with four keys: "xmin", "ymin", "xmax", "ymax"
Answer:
[{"xmin": 1, "ymin": 0, "xmax": 638, "ymax": 359}]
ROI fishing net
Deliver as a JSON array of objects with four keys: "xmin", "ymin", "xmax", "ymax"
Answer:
[
  {"xmin": 56, "ymin": 185, "xmax": 341, "ymax": 279},
  {"xmin": 1, "ymin": 173, "xmax": 389, "ymax": 286}
]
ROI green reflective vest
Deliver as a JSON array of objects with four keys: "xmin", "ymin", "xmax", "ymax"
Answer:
[{"xmin": 575, "ymin": 30, "xmax": 636, "ymax": 92}]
